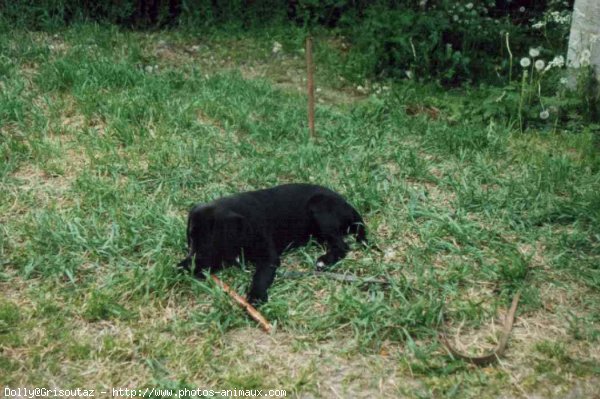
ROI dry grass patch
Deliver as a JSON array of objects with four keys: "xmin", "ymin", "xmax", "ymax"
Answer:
[{"xmin": 224, "ymin": 327, "xmax": 413, "ymax": 398}]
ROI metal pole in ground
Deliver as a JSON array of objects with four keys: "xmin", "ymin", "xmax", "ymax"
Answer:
[{"xmin": 306, "ymin": 35, "xmax": 315, "ymax": 138}]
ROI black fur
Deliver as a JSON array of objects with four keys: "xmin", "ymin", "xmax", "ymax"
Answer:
[{"xmin": 178, "ymin": 183, "xmax": 366, "ymax": 305}]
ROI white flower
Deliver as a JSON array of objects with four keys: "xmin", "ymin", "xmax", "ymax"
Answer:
[
  {"xmin": 453, "ymin": 14, "xmax": 459, "ymax": 21},
  {"xmin": 466, "ymin": 3, "xmax": 473, "ymax": 10},
  {"xmin": 272, "ymin": 41, "xmax": 282, "ymax": 54},
  {"xmin": 548, "ymin": 55, "xmax": 565, "ymax": 68},
  {"xmin": 520, "ymin": 57, "xmax": 531, "ymax": 68},
  {"xmin": 529, "ymin": 48, "xmax": 540, "ymax": 58},
  {"xmin": 550, "ymin": 10, "xmax": 571, "ymax": 24},
  {"xmin": 535, "ymin": 59, "xmax": 545, "ymax": 71},
  {"xmin": 539, "ymin": 110, "xmax": 550, "ymax": 120},
  {"xmin": 532, "ymin": 21, "xmax": 546, "ymax": 29},
  {"xmin": 560, "ymin": 77, "xmax": 568, "ymax": 85}
]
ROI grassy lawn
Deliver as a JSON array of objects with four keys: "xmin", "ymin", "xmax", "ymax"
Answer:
[{"xmin": 1, "ymin": 24, "xmax": 599, "ymax": 397}]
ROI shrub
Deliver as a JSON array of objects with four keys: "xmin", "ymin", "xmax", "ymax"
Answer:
[{"xmin": 339, "ymin": 1, "xmax": 572, "ymax": 86}]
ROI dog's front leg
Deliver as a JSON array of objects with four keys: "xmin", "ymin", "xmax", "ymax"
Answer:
[
  {"xmin": 316, "ymin": 234, "xmax": 349, "ymax": 270},
  {"xmin": 247, "ymin": 262, "xmax": 278, "ymax": 305},
  {"xmin": 178, "ymin": 256, "xmax": 192, "ymax": 271},
  {"xmin": 247, "ymin": 242, "xmax": 280, "ymax": 305}
]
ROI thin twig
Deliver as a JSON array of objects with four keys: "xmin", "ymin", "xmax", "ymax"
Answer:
[{"xmin": 210, "ymin": 275, "xmax": 273, "ymax": 333}]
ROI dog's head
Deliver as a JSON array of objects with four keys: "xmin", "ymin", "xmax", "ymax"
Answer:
[{"xmin": 181, "ymin": 204, "xmax": 252, "ymax": 274}]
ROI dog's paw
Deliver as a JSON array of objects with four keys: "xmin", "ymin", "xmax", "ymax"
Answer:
[
  {"xmin": 316, "ymin": 254, "xmax": 335, "ymax": 271},
  {"xmin": 315, "ymin": 260, "xmax": 326, "ymax": 271},
  {"xmin": 247, "ymin": 292, "xmax": 268, "ymax": 307},
  {"xmin": 177, "ymin": 257, "xmax": 191, "ymax": 271}
]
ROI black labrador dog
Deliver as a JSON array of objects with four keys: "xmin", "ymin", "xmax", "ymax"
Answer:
[{"xmin": 178, "ymin": 183, "xmax": 366, "ymax": 304}]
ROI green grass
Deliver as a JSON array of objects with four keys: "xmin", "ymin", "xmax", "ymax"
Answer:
[{"xmin": 1, "ymin": 24, "xmax": 599, "ymax": 397}]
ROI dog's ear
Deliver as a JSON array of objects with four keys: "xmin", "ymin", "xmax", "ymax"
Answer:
[{"xmin": 189, "ymin": 205, "xmax": 216, "ymax": 236}]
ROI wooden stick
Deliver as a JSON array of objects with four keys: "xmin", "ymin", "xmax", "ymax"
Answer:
[
  {"xmin": 210, "ymin": 275, "xmax": 273, "ymax": 333},
  {"xmin": 440, "ymin": 291, "xmax": 521, "ymax": 366},
  {"xmin": 306, "ymin": 35, "xmax": 315, "ymax": 138}
]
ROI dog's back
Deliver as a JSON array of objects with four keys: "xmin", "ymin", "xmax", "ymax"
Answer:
[{"xmin": 213, "ymin": 183, "xmax": 364, "ymax": 252}]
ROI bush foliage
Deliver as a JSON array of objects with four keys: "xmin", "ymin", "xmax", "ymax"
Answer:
[{"xmin": 0, "ymin": 0, "xmax": 574, "ymax": 85}]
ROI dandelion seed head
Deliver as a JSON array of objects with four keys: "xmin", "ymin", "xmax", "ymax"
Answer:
[
  {"xmin": 581, "ymin": 49, "xmax": 591, "ymax": 59},
  {"xmin": 520, "ymin": 57, "xmax": 531, "ymax": 68},
  {"xmin": 529, "ymin": 48, "xmax": 540, "ymax": 58},
  {"xmin": 539, "ymin": 110, "xmax": 550, "ymax": 120},
  {"xmin": 580, "ymin": 49, "xmax": 592, "ymax": 67},
  {"xmin": 535, "ymin": 59, "xmax": 545, "ymax": 71}
]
